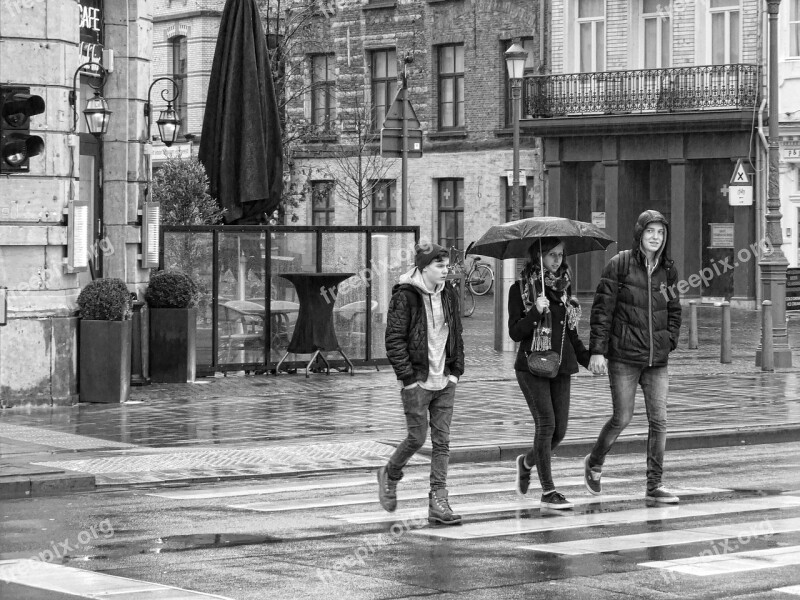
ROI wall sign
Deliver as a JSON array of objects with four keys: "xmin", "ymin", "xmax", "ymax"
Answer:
[
  {"xmin": 709, "ymin": 223, "xmax": 735, "ymax": 248},
  {"xmin": 591, "ymin": 212, "xmax": 606, "ymax": 228},
  {"xmin": 79, "ymin": 0, "xmax": 104, "ymax": 67}
]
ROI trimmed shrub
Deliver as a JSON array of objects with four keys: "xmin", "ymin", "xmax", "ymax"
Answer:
[
  {"xmin": 77, "ymin": 279, "xmax": 133, "ymax": 321},
  {"xmin": 145, "ymin": 271, "xmax": 199, "ymax": 309}
]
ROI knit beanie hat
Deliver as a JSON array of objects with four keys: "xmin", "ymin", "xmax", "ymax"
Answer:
[{"xmin": 414, "ymin": 242, "xmax": 449, "ymax": 271}]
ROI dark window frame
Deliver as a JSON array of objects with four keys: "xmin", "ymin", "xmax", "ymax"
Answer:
[
  {"xmin": 370, "ymin": 180, "xmax": 397, "ymax": 226},
  {"xmin": 437, "ymin": 44, "xmax": 465, "ymax": 130},
  {"xmin": 370, "ymin": 49, "xmax": 398, "ymax": 131},
  {"xmin": 171, "ymin": 36, "xmax": 188, "ymax": 127},
  {"xmin": 310, "ymin": 53, "xmax": 335, "ymax": 132},
  {"xmin": 311, "ymin": 180, "xmax": 335, "ymax": 225},
  {"xmin": 437, "ymin": 178, "xmax": 465, "ymax": 250}
]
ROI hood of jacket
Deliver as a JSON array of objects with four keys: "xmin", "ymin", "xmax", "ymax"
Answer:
[
  {"xmin": 633, "ymin": 209, "xmax": 672, "ymax": 269},
  {"xmin": 393, "ymin": 267, "xmax": 445, "ymax": 296}
]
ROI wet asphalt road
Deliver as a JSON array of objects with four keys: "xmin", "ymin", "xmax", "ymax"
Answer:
[{"xmin": 2, "ymin": 442, "xmax": 800, "ymax": 599}]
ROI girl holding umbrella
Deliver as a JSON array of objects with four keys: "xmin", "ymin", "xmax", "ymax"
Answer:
[{"xmin": 508, "ymin": 237, "xmax": 591, "ymax": 509}]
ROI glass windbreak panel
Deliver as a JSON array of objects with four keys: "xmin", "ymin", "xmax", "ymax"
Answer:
[
  {"xmin": 370, "ymin": 231, "xmax": 416, "ymax": 360},
  {"xmin": 322, "ymin": 232, "xmax": 368, "ymax": 361},
  {"xmin": 217, "ymin": 232, "xmax": 267, "ymax": 367},
  {"xmin": 162, "ymin": 230, "xmax": 214, "ymax": 367},
  {"xmin": 269, "ymin": 231, "xmax": 315, "ymax": 364}
]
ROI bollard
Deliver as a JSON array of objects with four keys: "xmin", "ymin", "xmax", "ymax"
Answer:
[
  {"xmin": 720, "ymin": 301, "xmax": 731, "ymax": 364},
  {"xmin": 762, "ymin": 300, "xmax": 774, "ymax": 372},
  {"xmin": 688, "ymin": 300, "xmax": 698, "ymax": 349}
]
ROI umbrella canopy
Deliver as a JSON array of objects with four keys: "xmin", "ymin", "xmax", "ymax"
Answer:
[
  {"xmin": 468, "ymin": 217, "xmax": 615, "ymax": 260},
  {"xmin": 199, "ymin": 0, "xmax": 283, "ymax": 224}
]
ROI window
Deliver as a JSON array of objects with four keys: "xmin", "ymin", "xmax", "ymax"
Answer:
[
  {"xmin": 437, "ymin": 179, "xmax": 464, "ymax": 249},
  {"xmin": 791, "ymin": 0, "xmax": 800, "ymax": 57},
  {"xmin": 370, "ymin": 49, "xmax": 398, "ymax": 130},
  {"xmin": 641, "ymin": 0, "xmax": 671, "ymax": 68},
  {"xmin": 438, "ymin": 45, "xmax": 465, "ymax": 129},
  {"xmin": 311, "ymin": 181, "xmax": 334, "ymax": 225},
  {"xmin": 371, "ymin": 180, "xmax": 396, "ymax": 225},
  {"xmin": 171, "ymin": 36, "xmax": 188, "ymax": 126},
  {"xmin": 504, "ymin": 38, "xmax": 536, "ymax": 127},
  {"xmin": 577, "ymin": 0, "xmax": 605, "ymax": 72},
  {"xmin": 311, "ymin": 54, "xmax": 335, "ymax": 131},
  {"xmin": 505, "ymin": 177, "xmax": 536, "ymax": 221},
  {"xmin": 709, "ymin": 0, "xmax": 740, "ymax": 64}
]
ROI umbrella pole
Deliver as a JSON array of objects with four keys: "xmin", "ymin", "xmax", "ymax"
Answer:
[{"xmin": 539, "ymin": 239, "xmax": 545, "ymax": 300}]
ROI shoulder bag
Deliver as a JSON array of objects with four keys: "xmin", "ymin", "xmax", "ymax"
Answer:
[{"xmin": 526, "ymin": 320, "xmax": 564, "ymax": 379}]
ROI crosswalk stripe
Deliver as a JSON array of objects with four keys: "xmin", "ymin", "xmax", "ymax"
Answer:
[
  {"xmin": 638, "ymin": 545, "xmax": 800, "ymax": 576},
  {"xmin": 519, "ymin": 516, "xmax": 800, "ymax": 555},
  {"xmin": 0, "ymin": 559, "xmax": 233, "ymax": 598},
  {"xmin": 229, "ymin": 477, "xmax": 631, "ymax": 513},
  {"xmin": 775, "ymin": 585, "xmax": 800, "ymax": 596},
  {"xmin": 409, "ymin": 494, "xmax": 800, "ymax": 540},
  {"xmin": 333, "ymin": 487, "xmax": 725, "ymax": 525},
  {"xmin": 147, "ymin": 465, "xmax": 513, "ymax": 500}
]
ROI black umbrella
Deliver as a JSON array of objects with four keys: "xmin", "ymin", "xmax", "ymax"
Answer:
[
  {"xmin": 468, "ymin": 217, "xmax": 615, "ymax": 260},
  {"xmin": 199, "ymin": 0, "xmax": 283, "ymax": 224}
]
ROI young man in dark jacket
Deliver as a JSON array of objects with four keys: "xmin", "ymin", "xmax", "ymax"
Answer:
[
  {"xmin": 377, "ymin": 242, "xmax": 465, "ymax": 524},
  {"xmin": 584, "ymin": 210, "xmax": 682, "ymax": 504}
]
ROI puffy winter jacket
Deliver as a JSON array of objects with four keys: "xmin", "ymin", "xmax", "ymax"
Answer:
[
  {"xmin": 508, "ymin": 280, "xmax": 591, "ymax": 375},
  {"xmin": 589, "ymin": 210, "xmax": 682, "ymax": 367},
  {"xmin": 385, "ymin": 279, "xmax": 465, "ymax": 387}
]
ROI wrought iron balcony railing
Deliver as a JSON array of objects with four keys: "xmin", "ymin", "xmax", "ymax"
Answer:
[{"xmin": 524, "ymin": 64, "xmax": 760, "ymax": 118}]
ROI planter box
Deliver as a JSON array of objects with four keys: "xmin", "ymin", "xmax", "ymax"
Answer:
[
  {"xmin": 79, "ymin": 320, "xmax": 132, "ymax": 403},
  {"xmin": 149, "ymin": 307, "xmax": 197, "ymax": 383}
]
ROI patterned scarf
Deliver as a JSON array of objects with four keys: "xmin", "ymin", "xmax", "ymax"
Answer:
[{"xmin": 520, "ymin": 264, "xmax": 582, "ymax": 351}]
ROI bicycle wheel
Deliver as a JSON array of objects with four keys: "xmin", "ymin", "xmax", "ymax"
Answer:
[
  {"xmin": 462, "ymin": 288, "xmax": 475, "ymax": 317},
  {"xmin": 469, "ymin": 264, "xmax": 494, "ymax": 296}
]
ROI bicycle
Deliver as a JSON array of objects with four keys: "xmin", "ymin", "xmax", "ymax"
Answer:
[
  {"xmin": 447, "ymin": 247, "xmax": 495, "ymax": 318},
  {"xmin": 449, "ymin": 247, "xmax": 494, "ymax": 296}
]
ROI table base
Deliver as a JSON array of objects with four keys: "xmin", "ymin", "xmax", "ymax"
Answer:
[{"xmin": 274, "ymin": 348, "xmax": 355, "ymax": 378}]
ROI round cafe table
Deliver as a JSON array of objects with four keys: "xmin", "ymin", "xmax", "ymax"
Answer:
[{"xmin": 274, "ymin": 272, "xmax": 355, "ymax": 377}]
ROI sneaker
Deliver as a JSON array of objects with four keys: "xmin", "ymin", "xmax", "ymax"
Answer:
[
  {"xmin": 515, "ymin": 455, "xmax": 533, "ymax": 495},
  {"xmin": 646, "ymin": 485, "xmax": 680, "ymax": 504},
  {"xmin": 377, "ymin": 465, "xmax": 398, "ymax": 512},
  {"xmin": 428, "ymin": 489, "xmax": 462, "ymax": 525},
  {"xmin": 541, "ymin": 490, "xmax": 574, "ymax": 510},
  {"xmin": 583, "ymin": 454, "xmax": 602, "ymax": 495}
]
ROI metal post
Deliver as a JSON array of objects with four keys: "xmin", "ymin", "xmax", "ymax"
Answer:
[
  {"xmin": 688, "ymin": 300, "xmax": 698, "ymax": 349},
  {"xmin": 511, "ymin": 82, "xmax": 522, "ymax": 219},
  {"xmin": 401, "ymin": 66, "xmax": 409, "ymax": 226},
  {"xmin": 720, "ymin": 301, "xmax": 731, "ymax": 364},
  {"xmin": 762, "ymin": 300, "xmax": 774, "ymax": 371},
  {"xmin": 758, "ymin": 0, "xmax": 793, "ymax": 367}
]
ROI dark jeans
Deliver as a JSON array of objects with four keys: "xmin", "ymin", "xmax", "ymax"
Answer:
[
  {"xmin": 515, "ymin": 370, "xmax": 572, "ymax": 492},
  {"xmin": 387, "ymin": 382, "xmax": 456, "ymax": 491},
  {"xmin": 589, "ymin": 360, "xmax": 669, "ymax": 492}
]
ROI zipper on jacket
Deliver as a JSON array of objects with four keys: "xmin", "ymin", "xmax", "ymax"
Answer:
[{"xmin": 647, "ymin": 263, "xmax": 654, "ymax": 366}]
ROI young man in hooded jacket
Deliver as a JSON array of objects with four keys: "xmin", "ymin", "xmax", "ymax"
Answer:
[
  {"xmin": 584, "ymin": 210, "xmax": 683, "ymax": 504},
  {"xmin": 377, "ymin": 242, "xmax": 465, "ymax": 525}
]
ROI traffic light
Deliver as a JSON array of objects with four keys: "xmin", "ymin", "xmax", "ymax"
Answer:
[{"xmin": 1, "ymin": 86, "xmax": 45, "ymax": 173}]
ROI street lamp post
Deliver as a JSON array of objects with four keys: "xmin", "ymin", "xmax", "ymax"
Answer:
[
  {"xmin": 505, "ymin": 41, "xmax": 528, "ymax": 221},
  {"xmin": 758, "ymin": 0, "xmax": 793, "ymax": 367},
  {"xmin": 496, "ymin": 41, "xmax": 529, "ymax": 352}
]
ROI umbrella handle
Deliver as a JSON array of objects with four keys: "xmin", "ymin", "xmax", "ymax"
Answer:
[{"xmin": 539, "ymin": 238, "xmax": 545, "ymax": 293}]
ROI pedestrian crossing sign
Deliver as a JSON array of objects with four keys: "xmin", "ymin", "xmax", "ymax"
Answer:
[{"xmin": 728, "ymin": 159, "xmax": 753, "ymax": 206}]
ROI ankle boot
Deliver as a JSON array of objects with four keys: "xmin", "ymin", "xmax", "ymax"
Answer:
[{"xmin": 428, "ymin": 489, "xmax": 462, "ymax": 525}]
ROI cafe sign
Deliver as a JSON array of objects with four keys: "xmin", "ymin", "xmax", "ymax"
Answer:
[{"xmin": 79, "ymin": 0, "xmax": 104, "ymax": 67}]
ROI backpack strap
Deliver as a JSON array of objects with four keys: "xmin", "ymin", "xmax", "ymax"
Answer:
[{"xmin": 617, "ymin": 249, "xmax": 632, "ymax": 283}]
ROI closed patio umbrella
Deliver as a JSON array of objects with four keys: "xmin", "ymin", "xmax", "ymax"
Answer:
[{"xmin": 199, "ymin": 0, "xmax": 283, "ymax": 224}]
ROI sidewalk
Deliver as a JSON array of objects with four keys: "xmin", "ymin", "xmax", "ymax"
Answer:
[{"xmin": 1, "ymin": 295, "xmax": 799, "ymax": 498}]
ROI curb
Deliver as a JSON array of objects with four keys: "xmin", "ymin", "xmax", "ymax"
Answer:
[
  {"xmin": 0, "ymin": 472, "xmax": 95, "ymax": 500},
  {"xmin": 442, "ymin": 424, "xmax": 800, "ymax": 464}
]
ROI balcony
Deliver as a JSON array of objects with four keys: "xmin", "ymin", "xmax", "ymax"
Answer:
[{"xmin": 522, "ymin": 64, "xmax": 761, "ymax": 136}]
